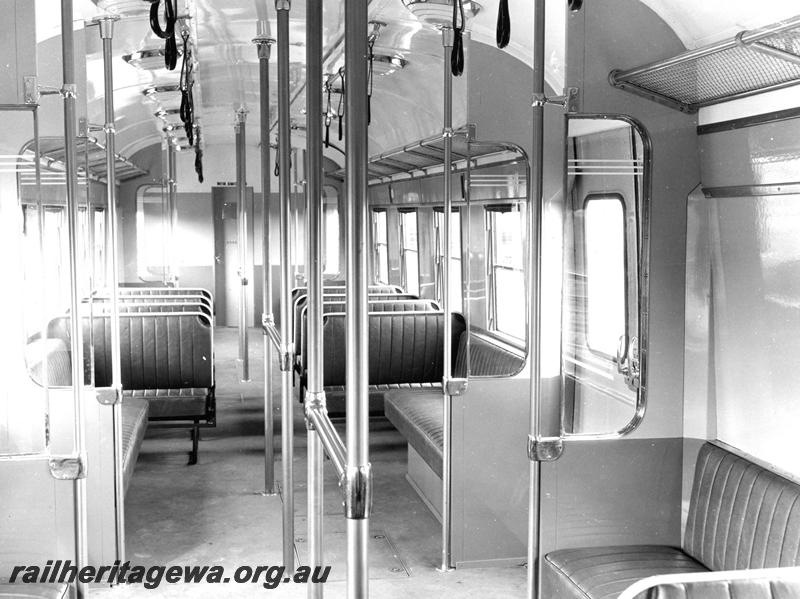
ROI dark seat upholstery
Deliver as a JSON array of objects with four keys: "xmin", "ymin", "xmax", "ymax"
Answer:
[
  {"xmin": 384, "ymin": 389, "xmax": 444, "ymax": 477},
  {"xmin": 322, "ymin": 311, "xmax": 465, "ymax": 387},
  {"xmin": 292, "ymin": 292, "xmax": 420, "ymax": 366},
  {"xmin": 298, "ymin": 300, "xmax": 439, "ymax": 375},
  {"xmin": 121, "ymin": 396, "xmax": 148, "ymax": 495},
  {"xmin": 0, "ymin": 583, "xmax": 70, "ymax": 598},
  {"xmin": 543, "ymin": 442, "xmax": 800, "ymax": 599}
]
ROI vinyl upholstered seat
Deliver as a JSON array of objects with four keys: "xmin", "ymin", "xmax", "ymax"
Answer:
[
  {"xmin": 543, "ymin": 442, "xmax": 800, "ymax": 599},
  {"xmin": 543, "ymin": 546, "xmax": 708, "ymax": 599},
  {"xmin": 121, "ymin": 397, "xmax": 148, "ymax": 494},
  {"xmin": 384, "ymin": 389, "xmax": 444, "ymax": 477},
  {"xmin": 384, "ymin": 331, "xmax": 526, "ymax": 477},
  {"xmin": 123, "ymin": 388, "xmax": 209, "ymax": 419}
]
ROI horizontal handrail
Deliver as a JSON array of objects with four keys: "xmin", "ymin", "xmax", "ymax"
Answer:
[
  {"xmin": 263, "ymin": 320, "xmax": 282, "ymax": 353},
  {"xmin": 306, "ymin": 403, "xmax": 346, "ymax": 479},
  {"xmin": 618, "ymin": 566, "xmax": 800, "ymax": 599}
]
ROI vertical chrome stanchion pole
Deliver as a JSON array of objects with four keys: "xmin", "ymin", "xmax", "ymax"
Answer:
[
  {"xmin": 345, "ymin": 2, "xmax": 372, "ymax": 597},
  {"xmin": 61, "ymin": 2, "xmax": 89, "ymax": 597},
  {"xmin": 439, "ymin": 25, "xmax": 455, "ymax": 574},
  {"xmin": 236, "ymin": 107, "xmax": 251, "ymax": 382},
  {"xmin": 167, "ymin": 141, "xmax": 178, "ymax": 284},
  {"xmin": 305, "ymin": 1, "xmax": 325, "ymax": 597},
  {"xmin": 254, "ymin": 28, "xmax": 276, "ymax": 496},
  {"xmin": 527, "ymin": 0, "xmax": 546, "ymax": 597},
  {"xmin": 95, "ymin": 14, "xmax": 126, "ymax": 563},
  {"xmin": 276, "ymin": 0, "xmax": 295, "ymax": 571}
]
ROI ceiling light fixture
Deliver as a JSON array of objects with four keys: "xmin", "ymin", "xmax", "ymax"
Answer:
[
  {"xmin": 95, "ymin": 0, "xmax": 151, "ymax": 16},
  {"xmin": 124, "ymin": 48, "xmax": 183, "ymax": 71},
  {"xmin": 401, "ymin": 0, "xmax": 482, "ymax": 29},
  {"xmin": 371, "ymin": 54, "xmax": 408, "ymax": 76}
]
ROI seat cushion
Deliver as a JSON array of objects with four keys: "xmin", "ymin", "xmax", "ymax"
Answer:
[
  {"xmin": 124, "ymin": 388, "xmax": 209, "ymax": 419},
  {"xmin": 384, "ymin": 389, "xmax": 443, "ymax": 477},
  {"xmin": 121, "ymin": 397, "xmax": 149, "ymax": 495},
  {"xmin": 542, "ymin": 545, "xmax": 708, "ymax": 599}
]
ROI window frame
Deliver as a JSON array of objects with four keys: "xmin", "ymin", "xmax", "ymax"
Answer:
[
  {"xmin": 398, "ymin": 209, "xmax": 420, "ymax": 296},
  {"xmin": 433, "ymin": 207, "xmax": 463, "ymax": 310},
  {"xmin": 371, "ymin": 208, "xmax": 389, "ymax": 285},
  {"xmin": 485, "ymin": 204, "xmax": 526, "ymax": 342}
]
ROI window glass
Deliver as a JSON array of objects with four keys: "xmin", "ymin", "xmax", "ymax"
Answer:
[
  {"xmin": 373, "ymin": 210, "xmax": 389, "ymax": 284},
  {"xmin": 434, "ymin": 210, "xmax": 462, "ymax": 311},
  {"xmin": 400, "ymin": 211, "xmax": 419, "ymax": 295},
  {"xmin": 323, "ymin": 193, "xmax": 340, "ymax": 275},
  {"xmin": 488, "ymin": 207, "xmax": 525, "ymax": 340},
  {"xmin": 136, "ymin": 186, "xmax": 167, "ymax": 280},
  {"xmin": 584, "ymin": 197, "xmax": 626, "ymax": 357},
  {"xmin": 93, "ymin": 208, "xmax": 106, "ymax": 289}
]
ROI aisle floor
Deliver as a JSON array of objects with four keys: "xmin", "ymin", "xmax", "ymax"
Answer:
[{"xmin": 93, "ymin": 327, "xmax": 526, "ymax": 598}]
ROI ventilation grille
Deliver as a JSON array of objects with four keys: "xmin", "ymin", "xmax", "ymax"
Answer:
[{"xmin": 611, "ymin": 18, "xmax": 800, "ymax": 113}]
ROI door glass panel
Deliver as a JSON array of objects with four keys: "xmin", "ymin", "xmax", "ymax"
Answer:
[{"xmin": 562, "ymin": 116, "xmax": 648, "ymax": 436}]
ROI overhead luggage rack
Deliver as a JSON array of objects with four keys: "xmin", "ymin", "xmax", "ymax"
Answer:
[
  {"xmin": 19, "ymin": 136, "xmax": 148, "ymax": 185},
  {"xmin": 610, "ymin": 16, "xmax": 800, "ymax": 113},
  {"xmin": 331, "ymin": 124, "xmax": 525, "ymax": 184}
]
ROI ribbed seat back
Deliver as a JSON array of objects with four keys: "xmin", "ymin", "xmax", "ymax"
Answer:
[
  {"xmin": 684, "ymin": 443, "xmax": 800, "ymax": 570},
  {"xmin": 453, "ymin": 332, "xmax": 526, "ymax": 377},
  {"xmin": 48, "ymin": 313, "xmax": 213, "ymax": 391},
  {"xmin": 118, "ymin": 314, "xmax": 213, "ymax": 390},
  {"xmin": 26, "ymin": 338, "xmax": 72, "ymax": 387},
  {"xmin": 322, "ymin": 312, "xmax": 465, "ymax": 387}
]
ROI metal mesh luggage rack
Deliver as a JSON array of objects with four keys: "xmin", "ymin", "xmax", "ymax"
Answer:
[
  {"xmin": 330, "ymin": 124, "xmax": 524, "ymax": 184},
  {"xmin": 610, "ymin": 16, "xmax": 800, "ymax": 113}
]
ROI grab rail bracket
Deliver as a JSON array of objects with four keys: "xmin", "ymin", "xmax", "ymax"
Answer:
[
  {"xmin": 527, "ymin": 435, "xmax": 564, "ymax": 462},
  {"xmin": 96, "ymin": 387, "xmax": 121, "ymax": 406},
  {"xmin": 444, "ymin": 377, "xmax": 468, "ymax": 396},
  {"xmin": 49, "ymin": 456, "xmax": 86, "ymax": 480},
  {"xmin": 342, "ymin": 464, "xmax": 373, "ymax": 520}
]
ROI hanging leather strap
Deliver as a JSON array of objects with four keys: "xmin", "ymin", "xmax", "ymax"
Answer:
[
  {"xmin": 451, "ymin": 0, "xmax": 465, "ymax": 77},
  {"xmin": 496, "ymin": 0, "xmax": 510, "ymax": 49}
]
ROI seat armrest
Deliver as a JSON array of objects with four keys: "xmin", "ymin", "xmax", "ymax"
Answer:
[{"xmin": 619, "ymin": 566, "xmax": 800, "ymax": 599}]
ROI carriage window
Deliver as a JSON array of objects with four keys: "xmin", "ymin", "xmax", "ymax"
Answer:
[
  {"xmin": 93, "ymin": 208, "xmax": 107, "ymax": 289},
  {"xmin": 136, "ymin": 185, "xmax": 167, "ymax": 280},
  {"xmin": 372, "ymin": 210, "xmax": 389, "ymax": 284},
  {"xmin": 434, "ymin": 210, "xmax": 462, "ymax": 311},
  {"xmin": 487, "ymin": 206, "xmax": 525, "ymax": 340},
  {"xmin": 584, "ymin": 196, "xmax": 626, "ymax": 357},
  {"xmin": 400, "ymin": 210, "xmax": 419, "ymax": 295},
  {"xmin": 323, "ymin": 190, "xmax": 340, "ymax": 275}
]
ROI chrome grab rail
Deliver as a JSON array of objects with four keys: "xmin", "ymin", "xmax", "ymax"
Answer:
[
  {"xmin": 306, "ymin": 403, "xmax": 346, "ymax": 480},
  {"xmin": 261, "ymin": 319, "xmax": 283, "ymax": 357}
]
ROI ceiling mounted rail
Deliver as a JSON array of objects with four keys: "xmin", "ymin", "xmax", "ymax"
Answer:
[
  {"xmin": 609, "ymin": 16, "xmax": 800, "ymax": 113},
  {"xmin": 331, "ymin": 124, "xmax": 524, "ymax": 184}
]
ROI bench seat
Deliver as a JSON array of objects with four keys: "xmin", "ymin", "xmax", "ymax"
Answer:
[
  {"xmin": 385, "ymin": 389, "xmax": 443, "ymax": 477},
  {"xmin": 121, "ymin": 397, "xmax": 149, "ymax": 495},
  {"xmin": 543, "ymin": 442, "xmax": 800, "ymax": 599},
  {"xmin": 543, "ymin": 546, "xmax": 708, "ymax": 599},
  {"xmin": 123, "ymin": 388, "xmax": 210, "ymax": 419}
]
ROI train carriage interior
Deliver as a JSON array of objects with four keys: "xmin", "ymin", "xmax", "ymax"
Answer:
[{"xmin": 3, "ymin": 0, "xmax": 800, "ymax": 597}]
